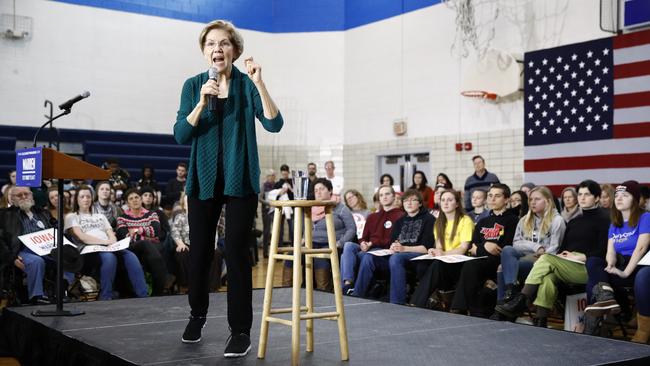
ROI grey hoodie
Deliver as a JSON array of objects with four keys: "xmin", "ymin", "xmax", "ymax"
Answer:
[{"xmin": 512, "ymin": 213, "xmax": 566, "ymax": 255}]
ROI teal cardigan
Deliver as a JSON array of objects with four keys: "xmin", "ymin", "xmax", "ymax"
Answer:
[{"xmin": 174, "ymin": 66, "xmax": 283, "ymax": 199}]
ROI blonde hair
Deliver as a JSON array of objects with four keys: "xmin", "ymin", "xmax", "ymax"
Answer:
[
  {"xmin": 522, "ymin": 186, "xmax": 557, "ymax": 238},
  {"xmin": 199, "ymin": 20, "xmax": 244, "ymax": 60}
]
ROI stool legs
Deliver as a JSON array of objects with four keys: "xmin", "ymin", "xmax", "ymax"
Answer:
[
  {"xmin": 258, "ymin": 207, "xmax": 282, "ymax": 359},
  {"xmin": 291, "ymin": 207, "xmax": 304, "ymax": 366},
  {"xmin": 258, "ymin": 203, "xmax": 350, "ymax": 365},
  {"xmin": 303, "ymin": 211, "xmax": 314, "ymax": 352},
  {"xmin": 325, "ymin": 209, "xmax": 349, "ymax": 361}
]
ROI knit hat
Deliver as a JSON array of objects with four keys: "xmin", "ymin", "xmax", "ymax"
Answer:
[{"xmin": 616, "ymin": 180, "xmax": 641, "ymax": 202}]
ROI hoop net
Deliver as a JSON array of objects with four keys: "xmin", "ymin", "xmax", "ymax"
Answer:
[
  {"xmin": 443, "ymin": 0, "xmax": 499, "ymax": 59},
  {"xmin": 443, "ymin": 0, "xmax": 569, "ymax": 59}
]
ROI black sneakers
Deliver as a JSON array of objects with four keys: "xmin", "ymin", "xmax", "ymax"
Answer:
[
  {"xmin": 224, "ymin": 332, "xmax": 251, "ymax": 358},
  {"xmin": 584, "ymin": 282, "xmax": 620, "ymax": 315},
  {"xmin": 495, "ymin": 293, "xmax": 528, "ymax": 319},
  {"xmin": 181, "ymin": 316, "xmax": 207, "ymax": 343}
]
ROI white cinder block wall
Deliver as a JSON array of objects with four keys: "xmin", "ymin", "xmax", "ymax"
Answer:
[{"xmin": 0, "ymin": 0, "xmax": 610, "ymax": 200}]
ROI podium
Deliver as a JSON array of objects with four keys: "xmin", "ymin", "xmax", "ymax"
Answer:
[{"xmin": 16, "ymin": 147, "xmax": 110, "ymax": 316}]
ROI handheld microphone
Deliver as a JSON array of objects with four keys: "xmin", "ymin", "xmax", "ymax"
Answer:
[
  {"xmin": 208, "ymin": 67, "xmax": 219, "ymax": 112},
  {"xmin": 59, "ymin": 91, "xmax": 90, "ymax": 111}
]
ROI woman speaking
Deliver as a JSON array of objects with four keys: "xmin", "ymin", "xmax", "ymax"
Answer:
[{"xmin": 173, "ymin": 20, "xmax": 283, "ymax": 358}]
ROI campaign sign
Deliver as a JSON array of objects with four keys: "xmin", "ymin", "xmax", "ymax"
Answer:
[
  {"xmin": 18, "ymin": 228, "xmax": 75, "ymax": 256},
  {"xmin": 80, "ymin": 237, "xmax": 131, "ymax": 255},
  {"xmin": 16, "ymin": 147, "xmax": 43, "ymax": 187}
]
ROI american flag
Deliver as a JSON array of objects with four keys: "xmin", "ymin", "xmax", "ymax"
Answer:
[{"xmin": 524, "ymin": 29, "xmax": 650, "ymax": 194}]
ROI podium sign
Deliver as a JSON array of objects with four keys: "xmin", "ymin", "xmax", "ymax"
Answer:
[{"xmin": 16, "ymin": 147, "xmax": 43, "ymax": 187}]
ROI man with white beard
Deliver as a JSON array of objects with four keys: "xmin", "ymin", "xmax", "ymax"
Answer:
[{"xmin": 0, "ymin": 186, "xmax": 74, "ymax": 304}]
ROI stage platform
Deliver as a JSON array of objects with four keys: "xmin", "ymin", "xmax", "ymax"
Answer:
[{"xmin": 2, "ymin": 288, "xmax": 649, "ymax": 365}]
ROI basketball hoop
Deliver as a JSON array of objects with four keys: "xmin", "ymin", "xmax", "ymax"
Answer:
[{"xmin": 460, "ymin": 90, "xmax": 498, "ymax": 101}]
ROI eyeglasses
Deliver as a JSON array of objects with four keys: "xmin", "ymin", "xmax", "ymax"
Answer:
[
  {"xmin": 204, "ymin": 39, "xmax": 232, "ymax": 50},
  {"xmin": 11, "ymin": 191, "xmax": 32, "ymax": 198}
]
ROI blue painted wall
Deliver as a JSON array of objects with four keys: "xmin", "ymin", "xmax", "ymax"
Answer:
[{"xmin": 53, "ymin": 0, "xmax": 441, "ymax": 32}]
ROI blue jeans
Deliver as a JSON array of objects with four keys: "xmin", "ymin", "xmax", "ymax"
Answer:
[
  {"xmin": 353, "ymin": 252, "xmax": 420, "ymax": 304},
  {"xmin": 635, "ymin": 266, "xmax": 650, "ymax": 316},
  {"xmin": 340, "ymin": 242, "xmax": 371, "ymax": 285},
  {"xmin": 586, "ymin": 257, "xmax": 650, "ymax": 315},
  {"xmin": 97, "ymin": 250, "xmax": 148, "ymax": 300},
  {"xmin": 19, "ymin": 248, "xmax": 74, "ymax": 300},
  {"xmin": 497, "ymin": 246, "xmax": 535, "ymax": 300}
]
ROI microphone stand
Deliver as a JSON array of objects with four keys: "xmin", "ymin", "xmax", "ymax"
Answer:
[
  {"xmin": 32, "ymin": 100, "xmax": 68, "ymax": 150},
  {"xmin": 31, "ymin": 99, "xmax": 84, "ymax": 317}
]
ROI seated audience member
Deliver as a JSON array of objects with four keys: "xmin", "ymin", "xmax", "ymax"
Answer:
[
  {"xmin": 105, "ymin": 158, "xmax": 130, "ymax": 197},
  {"xmin": 410, "ymin": 189, "xmax": 474, "ymax": 308},
  {"xmin": 495, "ymin": 186, "xmax": 565, "ymax": 305},
  {"xmin": 495, "ymin": 180, "xmax": 609, "ymax": 326},
  {"xmin": 65, "ymin": 185, "xmax": 148, "ymax": 300},
  {"xmin": 282, "ymin": 178, "xmax": 355, "ymax": 291},
  {"xmin": 171, "ymin": 193, "xmax": 223, "ymax": 293},
  {"xmin": 141, "ymin": 187, "xmax": 171, "ymax": 243},
  {"xmin": 380, "ymin": 174, "xmax": 394, "ymax": 187},
  {"xmin": 520, "ymin": 183, "xmax": 535, "ymax": 195},
  {"xmin": 641, "ymin": 185, "xmax": 650, "ymax": 212},
  {"xmin": 340, "ymin": 185, "xmax": 404, "ymax": 293},
  {"xmin": 599, "ymin": 184, "xmax": 615, "ymax": 210},
  {"xmin": 429, "ymin": 184, "xmax": 446, "ymax": 218},
  {"xmin": 467, "ymin": 189, "xmax": 489, "ymax": 224},
  {"xmin": 137, "ymin": 165, "xmax": 159, "ymax": 191},
  {"xmin": 509, "ymin": 190, "xmax": 529, "ymax": 218},
  {"xmin": 450, "ymin": 184, "xmax": 518, "ymax": 316},
  {"xmin": 371, "ymin": 192, "xmax": 381, "ymax": 212},
  {"xmin": 344, "ymin": 189, "xmax": 370, "ymax": 240},
  {"xmin": 394, "ymin": 193, "xmax": 403, "ymax": 211},
  {"xmin": 68, "ymin": 188, "xmax": 78, "ymax": 209},
  {"xmin": 436, "ymin": 173, "xmax": 453, "ymax": 189},
  {"xmin": 164, "ymin": 162, "xmax": 187, "ymax": 207},
  {"xmin": 1, "ymin": 169, "xmax": 16, "ymax": 196},
  {"xmin": 93, "ymin": 181, "xmax": 123, "ymax": 229},
  {"xmin": 410, "ymin": 171, "xmax": 434, "ymax": 209},
  {"xmin": 353, "ymin": 189, "xmax": 434, "ymax": 304},
  {"xmin": 561, "ymin": 186, "xmax": 581, "ymax": 223},
  {"xmin": 428, "ymin": 173, "xmax": 453, "ymax": 210},
  {"xmin": 583, "ymin": 181, "xmax": 650, "ymax": 343},
  {"xmin": 116, "ymin": 189, "xmax": 169, "ymax": 296},
  {"xmin": 47, "ymin": 186, "xmax": 71, "ymax": 223},
  {"xmin": 0, "ymin": 186, "xmax": 74, "ymax": 304},
  {"xmin": 0, "ymin": 184, "xmax": 13, "ymax": 208}
]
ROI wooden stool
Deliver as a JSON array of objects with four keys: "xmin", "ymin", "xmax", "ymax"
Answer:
[{"xmin": 258, "ymin": 200, "xmax": 349, "ymax": 365}]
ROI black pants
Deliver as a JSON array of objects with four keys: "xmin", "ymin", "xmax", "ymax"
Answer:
[
  {"xmin": 410, "ymin": 260, "xmax": 464, "ymax": 308},
  {"xmin": 261, "ymin": 205, "xmax": 272, "ymax": 257},
  {"xmin": 188, "ymin": 192, "xmax": 257, "ymax": 334},
  {"xmin": 129, "ymin": 240, "xmax": 168, "ymax": 296},
  {"xmin": 450, "ymin": 256, "xmax": 499, "ymax": 312}
]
